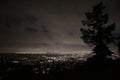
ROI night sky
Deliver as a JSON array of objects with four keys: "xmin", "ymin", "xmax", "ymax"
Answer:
[{"xmin": 0, "ymin": 0, "xmax": 120, "ymax": 54}]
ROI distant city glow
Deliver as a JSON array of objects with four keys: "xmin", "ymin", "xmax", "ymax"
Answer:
[{"xmin": 0, "ymin": 47, "xmax": 92, "ymax": 54}]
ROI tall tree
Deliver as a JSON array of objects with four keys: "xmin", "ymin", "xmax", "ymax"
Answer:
[{"xmin": 81, "ymin": 2, "xmax": 116, "ymax": 57}]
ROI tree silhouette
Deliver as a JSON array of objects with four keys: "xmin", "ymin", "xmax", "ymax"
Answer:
[
  {"xmin": 116, "ymin": 37, "xmax": 120, "ymax": 54},
  {"xmin": 81, "ymin": 2, "xmax": 116, "ymax": 58}
]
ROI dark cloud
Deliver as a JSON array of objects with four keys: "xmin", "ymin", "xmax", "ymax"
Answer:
[
  {"xmin": 40, "ymin": 24, "xmax": 49, "ymax": 33},
  {"xmin": 26, "ymin": 15, "xmax": 38, "ymax": 25},
  {"xmin": 5, "ymin": 16, "xmax": 24, "ymax": 28},
  {"xmin": 25, "ymin": 27, "xmax": 39, "ymax": 32},
  {"xmin": 68, "ymin": 31, "xmax": 76, "ymax": 36},
  {"xmin": 0, "ymin": 15, "xmax": 39, "ymax": 32},
  {"xmin": 0, "ymin": 42, "xmax": 49, "ymax": 48},
  {"xmin": 40, "ymin": 24, "xmax": 53, "ymax": 40}
]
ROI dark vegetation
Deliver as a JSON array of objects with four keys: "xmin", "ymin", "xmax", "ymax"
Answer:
[
  {"xmin": 1, "ymin": 2, "xmax": 120, "ymax": 80},
  {"xmin": 80, "ymin": 2, "xmax": 120, "ymax": 80}
]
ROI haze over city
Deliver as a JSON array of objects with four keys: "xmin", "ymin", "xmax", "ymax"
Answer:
[{"xmin": 0, "ymin": 0, "xmax": 119, "ymax": 54}]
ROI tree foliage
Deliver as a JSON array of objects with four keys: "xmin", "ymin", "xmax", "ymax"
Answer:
[{"xmin": 81, "ymin": 2, "xmax": 116, "ymax": 57}]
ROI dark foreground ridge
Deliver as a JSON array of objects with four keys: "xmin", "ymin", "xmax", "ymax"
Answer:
[{"xmin": 0, "ymin": 53, "xmax": 120, "ymax": 80}]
